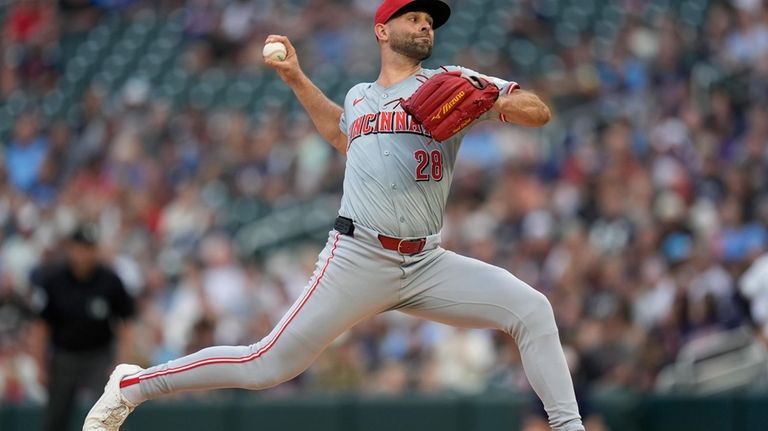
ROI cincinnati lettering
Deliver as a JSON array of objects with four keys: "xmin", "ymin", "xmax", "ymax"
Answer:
[{"xmin": 348, "ymin": 111, "xmax": 432, "ymax": 144}]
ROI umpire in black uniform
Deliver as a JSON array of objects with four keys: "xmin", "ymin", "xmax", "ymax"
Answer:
[{"xmin": 34, "ymin": 223, "xmax": 136, "ymax": 431}]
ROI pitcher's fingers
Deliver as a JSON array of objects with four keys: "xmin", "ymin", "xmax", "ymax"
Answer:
[
  {"xmin": 265, "ymin": 34, "xmax": 289, "ymax": 46},
  {"xmin": 264, "ymin": 58, "xmax": 283, "ymax": 67},
  {"xmin": 265, "ymin": 35, "xmax": 296, "ymax": 55}
]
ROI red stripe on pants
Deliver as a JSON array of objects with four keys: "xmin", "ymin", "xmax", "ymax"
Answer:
[{"xmin": 120, "ymin": 232, "xmax": 342, "ymax": 389}]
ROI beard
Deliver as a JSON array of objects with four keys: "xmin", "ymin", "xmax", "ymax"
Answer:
[{"xmin": 389, "ymin": 30, "xmax": 433, "ymax": 61}]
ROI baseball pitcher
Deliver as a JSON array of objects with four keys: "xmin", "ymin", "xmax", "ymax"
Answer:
[{"xmin": 84, "ymin": 1, "xmax": 584, "ymax": 430}]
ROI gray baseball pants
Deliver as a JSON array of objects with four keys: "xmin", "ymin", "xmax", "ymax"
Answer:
[{"xmin": 122, "ymin": 224, "xmax": 584, "ymax": 431}]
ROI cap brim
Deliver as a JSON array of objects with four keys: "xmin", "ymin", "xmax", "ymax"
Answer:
[{"xmin": 395, "ymin": 0, "xmax": 451, "ymax": 29}]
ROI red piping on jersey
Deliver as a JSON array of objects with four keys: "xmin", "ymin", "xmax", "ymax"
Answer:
[
  {"xmin": 120, "ymin": 232, "xmax": 343, "ymax": 389},
  {"xmin": 499, "ymin": 82, "xmax": 521, "ymax": 123}
]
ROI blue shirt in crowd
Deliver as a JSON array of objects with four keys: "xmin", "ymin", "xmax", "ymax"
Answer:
[{"xmin": 6, "ymin": 136, "xmax": 49, "ymax": 192}]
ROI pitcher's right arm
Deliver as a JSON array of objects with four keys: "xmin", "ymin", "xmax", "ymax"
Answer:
[{"xmin": 264, "ymin": 35, "xmax": 348, "ymax": 155}]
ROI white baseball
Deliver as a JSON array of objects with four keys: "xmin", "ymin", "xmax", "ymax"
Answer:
[{"xmin": 263, "ymin": 42, "xmax": 287, "ymax": 62}]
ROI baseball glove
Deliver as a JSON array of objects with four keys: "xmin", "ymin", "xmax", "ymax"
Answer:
[{"xmin": 401, "ymin": 71, "xmax": 500, "ymax": 142}]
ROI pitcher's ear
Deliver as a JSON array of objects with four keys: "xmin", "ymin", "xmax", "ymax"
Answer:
[{"xmin": 375, "ymin": 23, "xmax": 388, "ymax": 41}]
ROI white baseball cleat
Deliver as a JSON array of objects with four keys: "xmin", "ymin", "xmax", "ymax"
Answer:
[{"xmin": 82, "ymin": 363, "xmax": 144, "ymax": 431}]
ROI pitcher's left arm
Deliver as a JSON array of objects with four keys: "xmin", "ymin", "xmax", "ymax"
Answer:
[{"xmin": 492, "ymin": 89, "xmax": 551, "ymax": 127}]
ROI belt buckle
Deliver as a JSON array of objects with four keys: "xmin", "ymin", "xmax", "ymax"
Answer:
[
  {"xmin": 397, "ymin": 239, "xmax": 409, "ymax": 255},
  {"xmin": 397, "ymin": 238, "xmax": 425, "ymax": 255}
]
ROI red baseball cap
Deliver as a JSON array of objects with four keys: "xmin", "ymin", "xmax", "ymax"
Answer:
[{"xmin": 375, "ymin": 0, "xmax": 451, "ymax": 29}]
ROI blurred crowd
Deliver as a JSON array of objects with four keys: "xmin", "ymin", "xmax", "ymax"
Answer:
[{"xmin": 1, "ymin": 0, "xmax": 768, "ymax": 422}]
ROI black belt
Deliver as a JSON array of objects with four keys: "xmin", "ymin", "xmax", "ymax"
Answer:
[{"xmin": 334, "ymin": 216, "xmax": 427, "ymax": 255}]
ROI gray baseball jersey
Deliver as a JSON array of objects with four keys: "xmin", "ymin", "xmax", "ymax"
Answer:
[
  {"xmin": 113, "ymin": 67, "xmax": 584, "ymax": 431},
  {"xmin": 338, "ymin": 65, "xmax": 519, "ymax": 238}
]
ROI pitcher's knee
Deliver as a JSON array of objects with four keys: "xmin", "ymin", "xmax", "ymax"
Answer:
[
  {"xmin": 507, "ymin": 288, "xmax": 558, "ymax": 339},
  {"xmin": 526, "ymin": 290, "xmax": 557, "ymax": 332},
  {"xmin": 238, "ymin": 346, "xmax": 314, "ymax": 390},
  {"xmin": 240, "ymin": 360, "xmax": 306, "ymax": 390}
]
